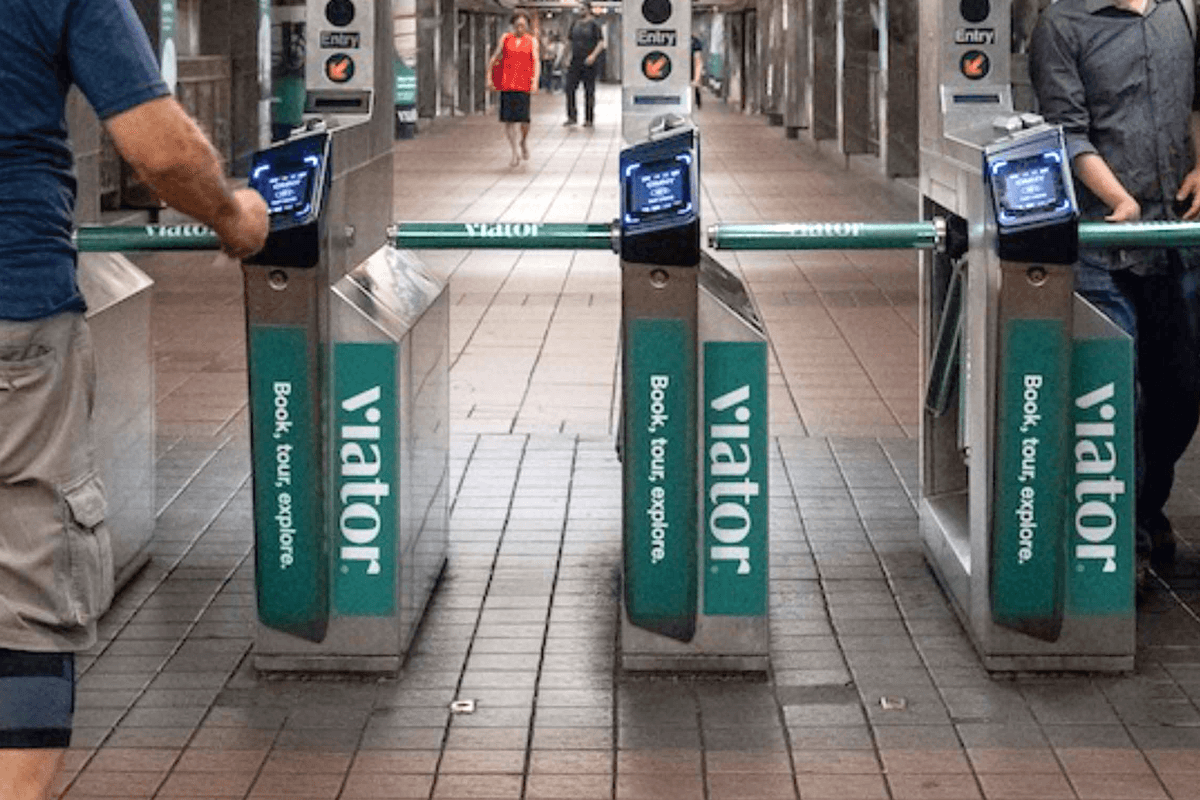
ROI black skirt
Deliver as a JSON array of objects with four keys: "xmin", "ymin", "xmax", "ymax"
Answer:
[{"xmin": 499, "ymin": 91, "xmax": 531, "ymax": 123}]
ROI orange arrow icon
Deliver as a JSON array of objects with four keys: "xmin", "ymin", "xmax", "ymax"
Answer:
[
  {"xmin": 644, "ymin": 55, "xmax": 669, "ymax": 79},
  {"xmin": 961, "ymin": 51, "xmax": 988, "ymax": 79},
  {"xmin": 327, "ymin": 56, "xmax": 353, "ymax": 82}
]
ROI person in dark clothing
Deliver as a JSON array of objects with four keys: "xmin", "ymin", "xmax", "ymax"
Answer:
[
  {"xmin": 691, "ymin": 35, "xmax": 704, "ymax": 110},
  {"xmin": 1030, "ymin": 0, "xmax": 1200, "ymax": 586},
  {"xmin": 563, "ymin": 2, "xmax": 606, "ymax": 127},
  {"xmin": 0, "ymin": 1, "xmax": 267, "ymax": 796}
]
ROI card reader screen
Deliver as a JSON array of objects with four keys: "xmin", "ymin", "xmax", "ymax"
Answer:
[
  {"xmin": 628, "ymin": 158, "xmax": 689, "ymax": 217},
  {"xmin": 248, "ymin": 132, "xmax": 329, "ymax": 230},
  {"xmin": 1005, "ymin": 165, "xmax": 1056, "ymax": 211},
  {"xmin": 261, "ymin": 170, "xmax": 313, "ymax": 217},
  {"xmin": 994, "ymin": 153, "xmax": 1067, "ymax": 217}
]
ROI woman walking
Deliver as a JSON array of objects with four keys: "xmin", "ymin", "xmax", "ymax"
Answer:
[{"xmin": 488, "ymin": 13, "xmax": 540, "ymax": 167}]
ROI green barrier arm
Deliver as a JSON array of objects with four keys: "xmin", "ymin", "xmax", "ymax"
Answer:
[
  {"xmin": 709, "ymin": 219, "xmax": 1200, "ymax": 252},
  {"xmin": 1078, "ymin": 220, "xmax": 1200, "ymax": 249},
  {"xmin": 76, "ymin": 225, "xmax": 220, "ymax": 252},
  {"xmin": 390, "ymin": 221, "xmax": 617, "ymax": 250},
  {"xmin": 76, "ymin": 219, "xmax": 1200, "ymax": 255},
  {"xmin": 707, "ymin": 221, "xmax": 942, "ymax": 251}
]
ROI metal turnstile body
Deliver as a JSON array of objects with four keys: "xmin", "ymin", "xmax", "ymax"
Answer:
[
  {"xmin": 250, "ymin": 241, "xmax": 449, "ymax": 673},
  {"xmin": 618, "ymin": 124, "xmax": 770, "ymax": 672},
  {"xmin": 917, "ymin": 0, "xmax": 1136, "ymax": 670},
  {"xmin": 621, "ymin": 253, "xmax": 770, "ymax": 672},
  {"xmin": 245, "ymin": 0, "xmax": 448, "ymax": 670},
  {"xmin": 78, "ymin": 253, "xmax": 155, "ymax": 589}
]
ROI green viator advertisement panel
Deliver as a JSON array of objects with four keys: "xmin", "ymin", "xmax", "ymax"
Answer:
[
  {"xmin": 333, "ymin": 343, "xmax": 398, "ymax": 617},
  {"xmin": 1066, "ymin": 339, "xmax": 1135, "ymax": 616},
  {"xmin": 991, "ymin": 318, "xmax": 1070, "ymax": 642},
  {"xmin": 624, "ymin": 318, "xmax": 697, "ymax": 642},
  {"xmin": 249, "ymin": 325, "xmax": 328, "ymax": 643},
  {"xmin": 703, "ymin": 342, "xmax": 768, "ymax": 616}
]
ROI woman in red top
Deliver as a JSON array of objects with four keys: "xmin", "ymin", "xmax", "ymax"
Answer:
[{"xmin": 488, "ymin": 13, "xmax": 540, "ymax": 167}]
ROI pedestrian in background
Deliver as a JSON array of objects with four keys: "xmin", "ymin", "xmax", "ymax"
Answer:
[
  {"xmin": 0, "ymin": 0, "xmax": 267, "ymax": 796},
  {"xmin": 489, "ymin": 12, "xmax": 540, "ymax": 167},
  {"xmin": 563, "ymin": 2, "xmax": 605, "ymax": 127},
  {"xmin": 539, "ymin": 28, "xmax": 554, "ymax": 91}
]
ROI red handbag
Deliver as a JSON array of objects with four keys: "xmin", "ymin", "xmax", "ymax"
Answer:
[{"xmin": 490, "ymin": 34, "xmax": 508, "ymax": 91}]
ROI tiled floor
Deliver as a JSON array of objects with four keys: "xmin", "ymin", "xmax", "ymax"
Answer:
[{"xmin": 57, "ymin": 85, "xmax": 1200, "ymax": 799}]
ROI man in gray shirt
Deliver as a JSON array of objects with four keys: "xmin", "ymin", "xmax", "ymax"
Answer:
[{"xmin": 1030, "ymin": 0, "xmax": 1200, "ymax": 583}]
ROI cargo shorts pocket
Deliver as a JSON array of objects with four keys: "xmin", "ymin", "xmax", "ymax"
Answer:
[
  {"xmin": 59, "ymin": 473, "xmax": 114, "ymax": 627},
  {"xmin": 0, "ymin": 343, "xmax": 53, "ymax": 389}
]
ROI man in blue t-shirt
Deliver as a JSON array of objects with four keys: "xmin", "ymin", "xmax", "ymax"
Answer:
[{"xmin": 0, "ymin": 1, "xmax": 267, "ymax": 795}]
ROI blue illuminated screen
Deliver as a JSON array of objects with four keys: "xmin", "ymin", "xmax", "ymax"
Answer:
[
  {"xmin": 249, "ymin": 134, "xmax": 327, "ymax": 228},
  {"xmin": 261, "ymin": 170, "xmax": 313, "ymax": 216},
  {"xmin": 994, "ymin": 152, "xmax": 1067, "ymax": 217},
  {"xmin": 628, "ymin": 157, "xmax": 689, "ymax": 217}
]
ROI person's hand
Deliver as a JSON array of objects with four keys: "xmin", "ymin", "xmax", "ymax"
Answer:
[
  {"xmin": 214, "ymin": 188, "xmax": 269, "ymax": 259},
  {"xmin": 1105, "ymin": 196, "xmax": 1141, "ymax": 223},
  {"xmin": 1177, "ymin": 169, "xmax": 1200, "ymax": 220},
  {"xmin": 585, "ymin": 55, "xmax": 595, "ymax": 66}
]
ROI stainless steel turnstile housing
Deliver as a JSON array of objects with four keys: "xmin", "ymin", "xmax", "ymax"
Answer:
[
  {"xmin": 79, "ymin": 253, "xmax": 155, "ymax": 589},
  {"xmin": 918, "ymin": 0, "xmax": 1135, "ymax": 671}
]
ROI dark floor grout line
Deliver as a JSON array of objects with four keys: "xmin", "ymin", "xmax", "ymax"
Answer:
[
  {"xmin": 763, "ymin": 435, "xmax": 807, "ymax": 800},
  {"xmin": 826, "ymin": 437, "xmax": 958, "ymax": 800},
  {"xmin": 772, "ymin": 436, "xmax": 856, "ymax": 800},
  {"xmin": 518, "ymin": 436, "xmax": 582, "ymax": 800},
  {"xmin": 609, "ymin": 560, "xmax": 621, "ymax": 800},
  {"xmin": 427, "ymin": 433, "xmax": 531, "ymax": 800},
  {"xmin": 153, "ymin": 431, "xmax": 236, "ymax": 518}
]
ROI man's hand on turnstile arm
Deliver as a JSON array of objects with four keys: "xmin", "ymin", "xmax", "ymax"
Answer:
[
  {"xmin": 1176, "ymin": 169, "xmax": 1200, "ymax": 221},
  {"xmin": 1074, "ymin": 153, "xmax": 1140, "ymax": 223}
]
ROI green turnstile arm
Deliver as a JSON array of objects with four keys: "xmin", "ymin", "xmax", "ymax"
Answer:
[
  {"xmin": 709, "ymin": 220, "xmax": 1200, "ymax": 252},
  {"xmin": 76, "ymin": 225, "xmax": 220, "ymax": 252},
  {"xmin": 390, "ymin": 221, "xmax": 618, "ymax": 251},
  {"xmin": 75, "ymin": 220, "xmax": 1200, "ymax": 255},
  {"xmin": 1078, "ymin": 221, "xmax": 1200, "ymax": 249},
  {"xmin": 708, "ymin": 222, "xmax": 943, "ymax": 251}
]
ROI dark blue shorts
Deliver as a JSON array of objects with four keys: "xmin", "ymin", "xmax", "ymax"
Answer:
[
  {"xmin": 499, "ymin": 91, "xmax": 531, "ymax": 123},
  {"xmin": 0, "ymin": 649, "xmax": 74, "ymax": 748}
]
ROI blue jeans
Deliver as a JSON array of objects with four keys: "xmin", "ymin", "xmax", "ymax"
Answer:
[{"xmin": 1074, "ymin": 257, "xmax": 1200, "ymax": 551}]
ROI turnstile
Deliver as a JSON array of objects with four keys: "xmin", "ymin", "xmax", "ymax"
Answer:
[
  {"xmin": 241, "ymin": 130, "xmax": 449, "ymax": 673},
  {"xmin": 918, "ymin": 0, "xmax": 1136, "ymax": 670},
  {"xmin": 618, "ymin": 122, "xmax": 770, "ymax": 672}
]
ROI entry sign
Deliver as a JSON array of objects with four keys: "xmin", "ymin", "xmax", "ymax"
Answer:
[
  {"xmin": 306, "ymin": 0, "xmax": 375, "ymax": 114},
  {"xmin": 622, "ymin": 0, "xmax": 691, "ymax": 142}
]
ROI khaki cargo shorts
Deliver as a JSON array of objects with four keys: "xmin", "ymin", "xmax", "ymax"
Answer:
[{"xmin": 0, "ymin": 312, "xmax": 112, "ymax": 652}]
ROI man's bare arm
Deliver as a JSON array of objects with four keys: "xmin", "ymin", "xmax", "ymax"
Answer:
[
  {"xmin": 1074, "ymin": 153, "xmax": 1140, "ymax": 222},
  {"xmin": 1178, "ymin": 110, "xmax": 1200, "ymax": 220},
  {"xmin": 104, "ymin": 96, "xmax": 268, "ymax": 258}
]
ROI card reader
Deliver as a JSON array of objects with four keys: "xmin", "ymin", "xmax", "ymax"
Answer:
[
  {"xmin": 984, "ymin": 125, "xmax": 1078, "ymax": 264},
  {"xmin": 246, "ymin": 131, "xmax": 332, "ymax": 268}
]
